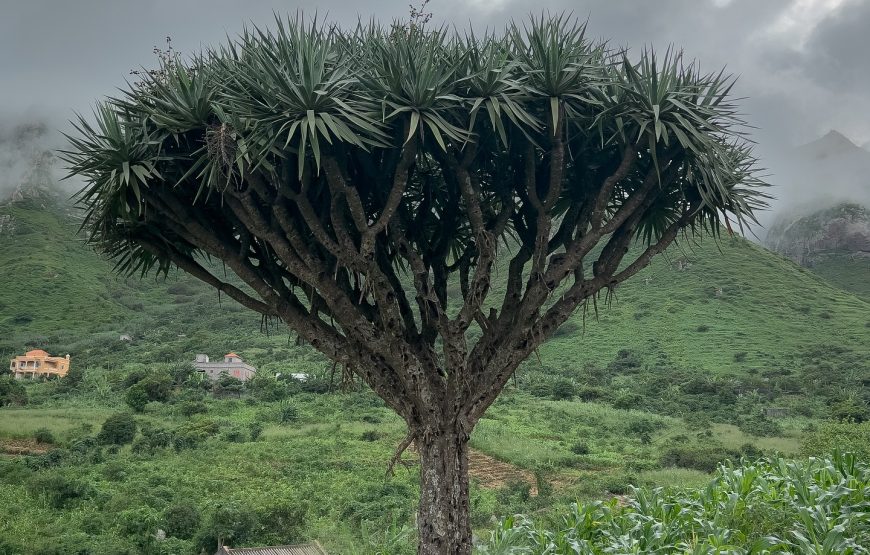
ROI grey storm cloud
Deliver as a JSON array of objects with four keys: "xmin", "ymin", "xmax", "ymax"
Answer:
[
  {"xmin": 798, "ymin": 0, "xmax": 870, "ymax": 90},
  {"xmin": 1, "ymin": 0, "xmax": 868, "ymax": 221}
]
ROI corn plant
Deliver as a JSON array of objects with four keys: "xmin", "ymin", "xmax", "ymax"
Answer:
[{"xmin": 478, "ymin": 452, "xmax": 870, "ymax": 554}]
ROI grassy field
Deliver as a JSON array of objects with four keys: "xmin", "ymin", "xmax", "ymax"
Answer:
[{"xmin": 0, "ymin": 378, "xmax": 805, "ymax": 554}]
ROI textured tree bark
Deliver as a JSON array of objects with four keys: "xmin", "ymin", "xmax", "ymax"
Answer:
[{"xmin": 416, "ymin": 424, "xmax": 472, "ymax": 555}]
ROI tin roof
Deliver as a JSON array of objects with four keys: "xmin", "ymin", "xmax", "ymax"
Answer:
[
  {"xmin": 225, "ymin": 352, "xmax": 241, "ymax": 358},
  {"xmin": 216, "ymin": 543, "xmax": 326, "ymax": 555}
]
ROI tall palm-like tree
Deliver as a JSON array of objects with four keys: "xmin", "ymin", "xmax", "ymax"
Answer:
[{"xmin": 65, "ymin": 14, "xmax": 768, "ymax": 553}]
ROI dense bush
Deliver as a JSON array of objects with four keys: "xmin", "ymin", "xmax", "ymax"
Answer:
[
  {"xmin": 279, "ymin": 404, "xmax": 299, "ymax": 423},
  {"xmin": 342, "ymin": 481, "xmax": 414, "ymax": 528},
  {"xmin": 737, "ymin": 413, "xmax": 783, "ymax": 437},
  {"xmin": 163, "ymin": 501, "xmax": 201, "ymax": 540},
  {"xmin": 33, "ymin": 427, "xmax": 55, "ymax": 444},
  {"xmin": 29, "ymin": 474, "xmax": 92, "ymax": 509},
  {"xmin": 178, "ymin": 400, "xmax": 209, "ymax": 417},
  {"xmin": 97, "ymin": 413, "xmax": 137, "ymax": 445},
  {"xmin": 831, "ymin": 398, "xmax": 870, "ymax": 423},
  {"xmin": 213, "ymin": 373, "xmax": 244, "ymax": 397},
  {"xmin": 173, "ymin": 418, "xmax": 220, "ymax": 451},
  {"xmin": 247, "ymin": 374, "xmax": 291, "ymax": 401},
  {"xmin": 0, "ymin": 376, "xmax": 27, "ymax": 406},
  {"xmin": 528, "ymin": 376, "xmax": 576, "ymax": 401},
  {"xmin": 132, "ymin": 423, "xmax": 173, "ymax": 454},
  {"xmin": 55, "ymin": 365, "xmax": 85, "ymax": 393},
  {"xmin": 195, "ymin": 502, "xmax": 258, "ymax": 554},
  {"xmin": 660, "ymin": 442, "xmax": 737, "ymax": 473},
  {"xmin": 803, "ymin": 421, "xmax": 870, "ymax": 460},
  {"xmin": 124, "ymin": 384, "xmax": 149, "ymax": 412}
]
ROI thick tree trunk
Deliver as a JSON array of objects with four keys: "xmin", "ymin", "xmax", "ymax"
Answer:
[{"xmin": 416, "ymin": 425, "xmax": 472, "ymax": 554}]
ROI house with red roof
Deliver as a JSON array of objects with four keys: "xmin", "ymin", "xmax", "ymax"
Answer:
[{"xmin": 192, "ymin": 352, "xmax": 257, "ymax": 382}]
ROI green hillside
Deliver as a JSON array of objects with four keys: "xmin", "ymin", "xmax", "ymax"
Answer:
[
  {"xmin": 0, "ymin": 197, "xmax": 307, "ymax": 373},
  {"xmin": 536, "ymin": 235, "xmax": 869, "ymax": 374},
  {"xmin": 806, "ymin": 252, "xmax": 870, "ymax": 299},
  {"xmin": 2, "ymin": 197, "xmax": 867, "ymax": 381}
]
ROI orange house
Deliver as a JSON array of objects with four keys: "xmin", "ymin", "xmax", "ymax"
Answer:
[{"xmin": 9, "ymin": 349, "xmax": 70, "ymax": 380}]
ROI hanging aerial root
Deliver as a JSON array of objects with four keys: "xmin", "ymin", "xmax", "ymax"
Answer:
[{"xmin": 386, "ymin": 431, "xmax": 417, "ymax": 477}]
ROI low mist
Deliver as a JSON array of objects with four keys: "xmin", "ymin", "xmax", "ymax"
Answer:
[{"xmin": 0, "ymin": 118, "xmax": 80, "ymax": 204}]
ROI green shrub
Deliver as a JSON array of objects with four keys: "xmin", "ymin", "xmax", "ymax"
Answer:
[
  {"xmin": 97, "ymin": 413, "xmax": 137, "ymax": 445},
  {"xmin": 196, "ymin": 502, "xmax": 258, "ymax": 554},
  {"xmin": 626, "ymin": 417, "xmax": 662, "ymax": 437},
  {"xmin": 0, "ymin": 376, "xmax": 27, "ymax": 406},
  {"xmin": 125, "ymin": 384, "xmax": 149, "ymax": 412},
  {"xmin": 179, "ymin": 401, "xmax": 208, "ymax": 417},
  {"xmin": 603, "ymin": 475, "xmax": 634, "ymax": 495},
  {"xmin": 213, "ymin": 373, "xmax": 244, "ymax": 397},
  {"xmin": 496, "ymin": 479, "xmax": 532, "ymax": 506},
  {"xmin": 103, "ymin": 460, "xmax": 129, "ymax": 482},
  {"xmin": 255, "ymin": 501, "xmax": 307, "ymax": 545},
  {"xmin": 248, "ymin": 421, "xmax": 263, "ymax": 441},
  {"xmin": 570, "ymin": 442, "xmax": 590, "ymax": 455},
  {"xmin": 55, "ymin": 365, "xmax": 85, "ymax": 392},
  {"xmin": 342, "ymin": 482, "xmax": 414, "ymax": 527},
  {"xmin": 30, "ymin": 474, "xmax": 91, "ymax": 509},
  {"xmin": 831, "ymin": 398, "xmax": 870, "ymax": 423},
  {"xmin": 576, "ymin": 386, "xmax": 606, "ymax": 402},
  {"xmin": 607, "ymin": 350, "xmax": 643, "ymax": 373},
  {"xmin": 737, "ymin": 413, "xmax": 782, "ymax": 437},
  {"xmin": 611, "ymin": 393, "xmax": 642, "ymax": 410},
  {"xmin": 360, "ymin": 430, "xmax": 382, "ymax": 442},
  {"xmin": 173, "ymin": 418, "xmax": 220, "ymax": 451},
  {"xmin": 280, "ymin": 404, "xmax": 299, "ymax": 423},
  {"xmin": 140, "ymin": 373, "xmax": 173, "ymax": 402},
  {"xmin": 528, "ymin": 376, "xmax": 575, "ymax": 400},
  {"xmin": 169, "ymin": 363, "xmax": 196, "ymax": 385},
  {"xmin": 164, "ymin": 501, "xmax": 201, "ymax": 539},
  {"xmin": 221, "ymin": 425, "xmax": 247, "ymax": 443},
  {"xmin": 660, "ymin": 443, "xmax": 736, "ymax": 473},
  {"xmin": 34, "ymin": 427, "xmax": 55, "ymax": 444}
]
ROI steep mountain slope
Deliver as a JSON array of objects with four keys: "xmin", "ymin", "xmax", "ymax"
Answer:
[
  {"xmin": 0, "ymin": 195, "xmax": 126, "ymax": 336},
  {"xmin": 766, "ymin": 203, "xmax": 869, "ymax": 298}
]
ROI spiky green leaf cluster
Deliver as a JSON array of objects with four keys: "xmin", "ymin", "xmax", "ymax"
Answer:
[{"xmin": 64, "ymin": 13, "xmax": 768, "ymax": 279}]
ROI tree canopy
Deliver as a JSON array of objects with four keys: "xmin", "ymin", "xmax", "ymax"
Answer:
[{"xmin": 65, "ymin": 14, "xmax": 768, "ymax": 553}]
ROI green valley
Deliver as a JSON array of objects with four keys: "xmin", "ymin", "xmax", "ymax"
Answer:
[{"xmin": 1, "ymin": 192, "xmax": 868, "ymax": 553}]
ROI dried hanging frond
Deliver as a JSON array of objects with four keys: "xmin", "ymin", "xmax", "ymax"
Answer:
[{"xmin": 205, "ymin": 122, "xmax": 238, "ymax": 185}]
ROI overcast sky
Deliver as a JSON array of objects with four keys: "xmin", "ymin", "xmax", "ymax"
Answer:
[{"xmin": 1, "ymin": 0, "xmax": 869, "ymax": 219}]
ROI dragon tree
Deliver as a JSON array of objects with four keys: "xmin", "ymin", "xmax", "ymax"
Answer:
[{"xmin": 65, "ymin": 15, "xmax": 767, "ymax": 554}]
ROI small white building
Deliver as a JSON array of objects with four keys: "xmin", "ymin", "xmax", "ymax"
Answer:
[{"xmin": 193, "ymin": 352, "xmax": 257, "ymax": 382}]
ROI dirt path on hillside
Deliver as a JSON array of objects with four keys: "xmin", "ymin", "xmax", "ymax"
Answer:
[
  {"xmin": 0, "ymin": 438, "xmax": 51, "ymax": 456},
  {"xmin": 404, "ymin": 443, "xmax": 538, "ymax": 495},
  {"xmin": 468, "ymin": 448, "xmax": 538, "ymax": 496}
]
